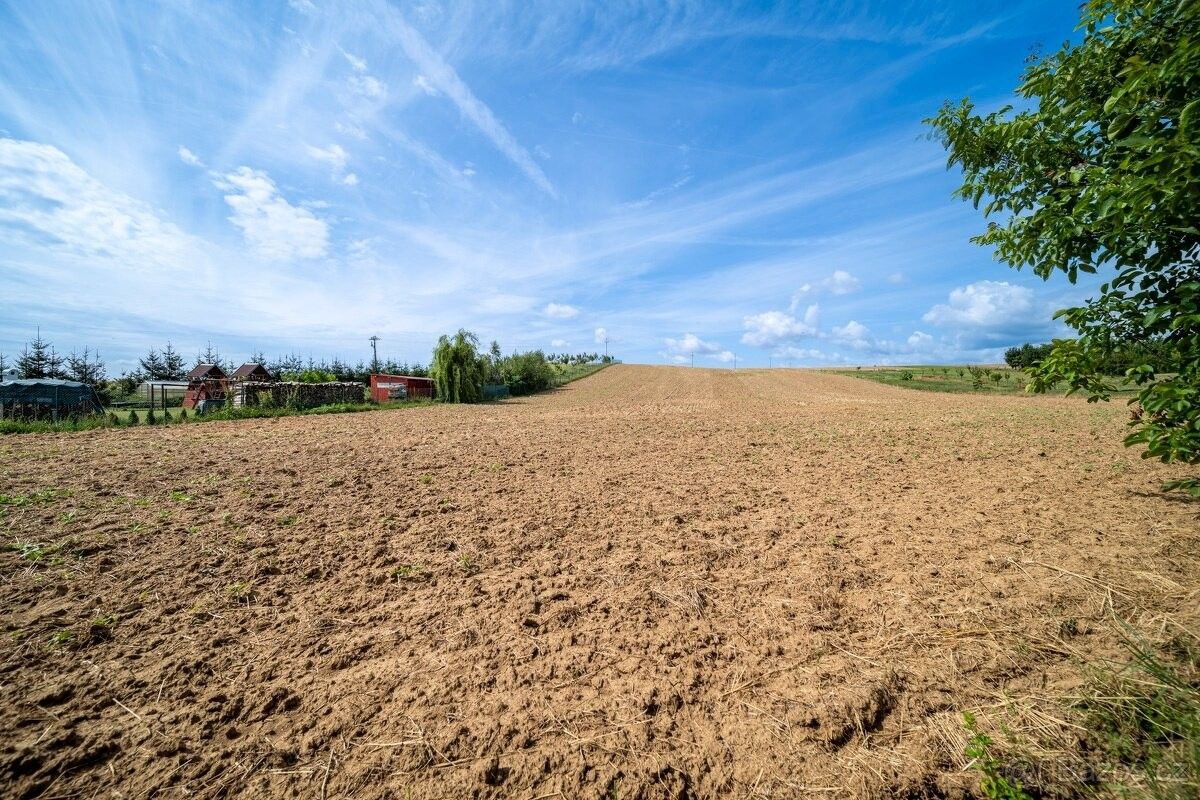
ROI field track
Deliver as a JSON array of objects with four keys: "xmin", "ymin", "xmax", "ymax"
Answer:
[{"xmin": 2, "ymin": 365, "xmax": 1197, "ymax": 798}]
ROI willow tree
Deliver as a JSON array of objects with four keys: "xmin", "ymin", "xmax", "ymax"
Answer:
[
  {"xmin": 928, "ymin": 0, "xmax": 1199, "ymax": 495},
  {"xmin": 430, "ymin": 329, "xmax": 486, "ymax": 403}
]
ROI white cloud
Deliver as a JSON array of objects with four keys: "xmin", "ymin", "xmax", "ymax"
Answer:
[
  {"xmin": 177, "ymin": 145, "xmax": 203, "ymax": 167},
  {"xmin": 551, "ymin": 338, "xmax": 569, "ymax": 348},
  {"xmin": 773, "ymin": 346, "xmax": 828, "ymax": 362},
  {"xmin": 341, "ymin": 48, "xmax": 367, "ymax": 72},
  {"xmin": 288, "ymin": 0, "xmax": 317, "ymax": 14},
  {"xmin": 412, "ymin": 74, "xmax": 440, "ymax": 96},
  {"xmin": 544, "ymin": 302, "xmax": 579, "ymax": 319},
  {"xmin": 664, "ymin": 333, "xmax": 730, "ymax": 363},
  {"xmin": 830, "ymin": 319, "xmax": 870, "ymax": 348},
  {"xmin": 785, "ymin": 271, "xmax": 857, "ymax": 310},
  {"xmin": 349, "ymin": 74, "xmax": 387, "ymax": 99},
  {"xmin": 306, "ymin": 143, "xmax": 348, "ymax": 173},
  {"xmin": 342, "ymin": 172, "xmax": 359, "ymax": 186},
  {"xmin": 888, "ymin": 272, "xmax": 905, "ymax": 284},
  {"xmin": 214, "ymin": 167, "xmax": 329, "ymax": 261},
  {"xmin": 384, "ymin": 10, "xmax": 556, "ymax": 197},
  {"xmin": 741, "ymin": 305, "xmax": 819, "ymax": 346},
  {"xmin": 594, "ymin": 327, "xmax": 608, "ymax": 344},
  {"xmin": 571, "ymin": 112, "xmax": 583, "ymax": 125},
  {"xmin": 907, "ymin": 330, "xmax": 933, "ymax": 348},
  {"xmin": 788, "ymin": 283, "xmax": 813, "ymax": 311},
  {"xmin": 823, "ymin": 269, "xmax": 860, "ymax": 295},
  {"xmin": 922, "ymin": 281, "xmax": 1036, "ymax": 328}
]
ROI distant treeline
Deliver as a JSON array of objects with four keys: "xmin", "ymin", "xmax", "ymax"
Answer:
[{"xmin": 1005, "ymin": 340, "xmax": 1179, "ymax": 374}]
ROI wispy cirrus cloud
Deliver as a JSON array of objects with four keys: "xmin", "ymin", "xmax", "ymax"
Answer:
[{"xmin": 380, "ymin": 8, "xmax": 557, "ymax": 197}]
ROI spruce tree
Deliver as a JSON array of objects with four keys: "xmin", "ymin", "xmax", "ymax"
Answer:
[
  {"xmin": 162, "ymin": 342, "xmax": 186, "ymax": 380},
  {"xmin": 16, "ymin": 330, "xmax": 65, "ymax": 379},
  {"xmin": 139, "ymin": 348, "xmax": 168, "ymax": 380}
]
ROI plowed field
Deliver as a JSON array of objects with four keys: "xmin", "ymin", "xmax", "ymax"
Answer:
[{"xmin": 2, "ymin": 365, "xmax": 1197, "ymax": 798}]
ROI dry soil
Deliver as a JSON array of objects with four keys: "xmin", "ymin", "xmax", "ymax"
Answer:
[{"xmin": 1, "ymin": 365, "xmax": 1197, "ymax": 799}]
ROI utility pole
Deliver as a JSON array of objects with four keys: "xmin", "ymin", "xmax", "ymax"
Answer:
[
  {"xmin": 604, "ymin": 335, "xmax": 609, "ymax": 358},
  {"xmin": 690, "ymin": 351, "xmax": 694, "ymax": 368},
  {"xmin": 369, "ymin": 335, "xmax": 380, "ymax": 373},
  {"xmin": 769, "ymin": 355, "xmax": 772, "ymax": 369}
]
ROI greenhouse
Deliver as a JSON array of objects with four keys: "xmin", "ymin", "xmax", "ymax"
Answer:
[{"xmin": 0, "ymin": 378, "xmax": 104, "ymax": 420}]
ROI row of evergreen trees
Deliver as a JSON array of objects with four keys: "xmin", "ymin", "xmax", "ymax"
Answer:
[{"xmin": 0, "ymin": 331, "xmax": 108, "ymax": 386}]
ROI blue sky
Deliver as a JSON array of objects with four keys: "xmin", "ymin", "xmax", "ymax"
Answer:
[{"xmin": 0, "ymin": 0, "xmax": 1092, "ymax": 372}]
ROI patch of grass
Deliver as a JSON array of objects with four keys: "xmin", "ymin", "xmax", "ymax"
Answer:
[
  {"xmin": 964, "ymin": 629, "xmax": 1200, "ymax": 799},
  {"xmin": 549, "ymin": 362, "xmax": 611, "ymax": 387},
  {"xmin": 829, "ymin": 366, "xmax": 1138, "ymax": 397},
  {"xmin": 419, "ymin": 474, "xmax": 433, "ymax": 485},
  {"xmin": 7, "ymin": 538, "xmax": 74, "ymax": 566},
  {"xmin": 225, "ymin": 581, "xmax": 253, "ymax": 601},
  {"xmin": 1075, "ymin": 631, "xmax": 1200, "ymax": 798},
  {"xmin": 168, "ymin": 490, "xmax": 193, "ymax": 503},
  {"xmin": 1, "ymin": 398, "xmax": 437, "ymax": 436},
  {"xmin": 457, "ymin": 553, "xmax": 478, "ymax": 575},
  {"xmin": 0, "ymin": 488, "xmax": 68, "ymax": 506},
  {"xmin": 277, "ymin": 514, "xmax": 297, "ymax": 526},
  {"xmin": 8, "ymin": 540, "xmax": 51, "ymax": 562}
]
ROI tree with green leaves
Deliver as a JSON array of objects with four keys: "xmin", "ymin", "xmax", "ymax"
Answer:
[
  {"xmin": 928, "ymin": 0, "xmax": 1199, "ymax": 495},
  {"xmin": 430, "ymin": 329, "xmax": 486, "ymax": 403}
]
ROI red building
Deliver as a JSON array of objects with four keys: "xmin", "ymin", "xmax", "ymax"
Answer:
[
  {"xmin": 370, "ymin": 374, "xmax": 435, "ymax": 402},
  {"xmin": 183, "ymin": 364, "xmax": 228, "ymax": 409}
]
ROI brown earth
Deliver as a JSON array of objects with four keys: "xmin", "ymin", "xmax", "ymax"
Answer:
[{"xmin": 1, "ymin": 365, "xmax": 1197, "ymax": 799}]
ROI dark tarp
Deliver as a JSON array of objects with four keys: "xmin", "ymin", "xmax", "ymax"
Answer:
[{"xmin": 0, "ymin": 379, "xmax": 104, "ymax": 418}]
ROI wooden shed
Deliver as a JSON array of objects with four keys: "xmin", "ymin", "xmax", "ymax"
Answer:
[
  {"xmin": 183, "ymin": 364, "xmax": 228, "ymax": 409},
  {"xmin": 231, "ymin": 363, "xmax": 272, "ymax": 382}
]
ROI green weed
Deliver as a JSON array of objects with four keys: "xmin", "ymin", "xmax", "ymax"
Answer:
[
  {"xmin": 47, "ymin": 630, "xmax": 75, "ymax": 649},
  {"xmin": 392, "ymin": 564, "xmax": 424, "ymax": 580},
  {"xmin": 963, "ymin": 712, "xmax": 1034, "ymax": 800}
]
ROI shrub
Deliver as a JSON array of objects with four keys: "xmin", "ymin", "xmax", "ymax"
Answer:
[
  {"xmin": 127, "ymin": 409, "xmax": 139, "ymax": 425},
  {"xmin": 500, "ymin": 350, "xmax": 555, "ymax": 396}
]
